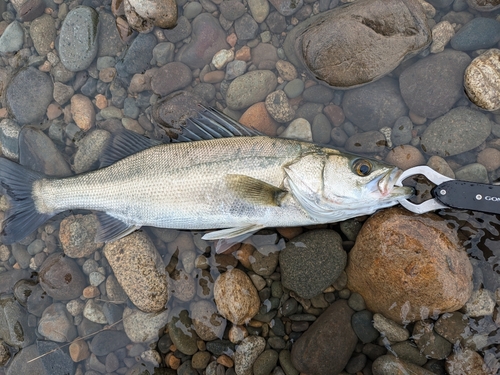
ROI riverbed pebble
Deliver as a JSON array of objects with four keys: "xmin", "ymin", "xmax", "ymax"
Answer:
[
  {"xmin": 385, "ymin": 145, "xmax": 426, "ymax": 170},
  {"xmin": 226, "ymin": 70, "xmax": 278, "ymax": 110},
  {"xmin": 420, "ymin": 106, "xmax": 492, "ymax": 156},
  {"xmin": 0, "ymin": 21, "xmax": 23, "ymax": 53},
  {"xmin": 234, "ymin": 335, "xmax": 266, "ymax": 375},
  {"xmin": 59, "ymin": 214, "xmax": 101, "ymax": 258},
  {"xmin": 6, "ymin": 67, "xmax": 53, "ymax": 125},
  {"xmin": 103, "ymin": 232, "xmax": 168, "ymax": 313},
  {"xmin": 38, "ymin": 302, "xmax": 77, "ymax": 342},
  {"xmin": 123, "ymin": 307, "xmax": 169, "ymax": 343},
  {"xmin": 343, "ymin": 77, "xmax": 407, "ymax": 131},
  {"xmin": 177, "ymin": 13, "xmax": 229, "ymax": 69},
  {"xmin": 214, "ymin": 268, "xmax": 260, "ymax": 324},
  {"xmin": 430, "ymin": 21, "xmax": 454, "ymax": 53},
  {"xmin": 280, "ymin": 118, "xmax": 312, "ymax": 141},
  {"xmin": 39, "ymin": 253, "xmax": 86, "ymax": 300},
  {"xmin": 464, "ymin": 49, "xmax": 500, "ymax": 111},
  {"xmin": 399, "ymin": 50, "xmax": 471, "ymax": 119},
  {"xmin": 450, "ymin": 17, "xmax": 500, "ymax": 51},
  {"xmin": 280, "ymin": 230, "xmax": 346, "ymax": 299},
  {"xmin": 59, "ymin": 6, "xmax": 99, "ymax": 72},
  {"xmin": 292, "ymin": 300, "xmax": 357, "ymax": 375},
  {"xmin": 265, "ymin": 90, "xmax": 295, "ymax": 123}
]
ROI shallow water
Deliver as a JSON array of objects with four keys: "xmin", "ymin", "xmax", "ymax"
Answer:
[{"xmin": 1, "ymin": 0, "xmax": 500, "ymax": 374}]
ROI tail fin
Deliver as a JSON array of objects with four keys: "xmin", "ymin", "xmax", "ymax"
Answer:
[{"xmin": 0, "ymin": 158, "xmax": 53, "ymax": 244}]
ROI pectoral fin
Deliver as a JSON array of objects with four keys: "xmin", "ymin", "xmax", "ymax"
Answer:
[
  {"xmin": 95, "ymin": 212, "xmax": 141, "ymax": 242},
  {"xmin": 226, "ymin": 174, "xmax": 287, "ymax": 206}
]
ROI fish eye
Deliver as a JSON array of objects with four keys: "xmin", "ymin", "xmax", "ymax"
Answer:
[{"xmin": 352, "ymin": 159, "xmax": 373, "ymax": 176}]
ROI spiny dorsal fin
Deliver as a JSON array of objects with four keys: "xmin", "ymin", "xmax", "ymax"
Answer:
[
  {"xmin": 225, "ymin": 174, "xmax": 287, "ymax": 206},
  {"xmin": 176, "ymin": 106, "xmax": 263, "ymax": 142},
  {"xmin": 100, "ymin": 130, "xmax": 162, "ymax": 168}
]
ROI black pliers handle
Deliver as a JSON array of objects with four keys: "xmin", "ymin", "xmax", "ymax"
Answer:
[{"xmin": 394, "ymin": 166, "xmax": 500, "ymax": 215}]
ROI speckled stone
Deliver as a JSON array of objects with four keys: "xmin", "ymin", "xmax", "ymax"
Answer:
[
  {"xmin": 214, "ymin": 268, "xmax": 260, "ymax": 324},
  {"xmin": 103, "ymin": 232, "xmax": 168, "ymax": 313},
  {"xmin": 122, "ymin": 307, "xmax": 169, "ymax": 343},
  {"xmin": 420, "ymin": 106, "xmax": 492, "ymax": 157},
  {"xmin": 6, "ymin": 67, "xmax": 53, "ymax": 125},
  {"xmin": 59, "ymin": 6, "xmax": 99, "ymax": 72},
  {"xmin": 59, "ymin": 214, "xmax": 101, "ymax": 258},
  {"xmin": 464, "ymin": 49, "xmax": 500, "ymax": 111},
  {"xmin": 234, "ymin": 336, "xmax": 266, "ymax": 375},
  {"xmin": 280, "ymin": 230, "xmax": 346, "ymax": 299}
]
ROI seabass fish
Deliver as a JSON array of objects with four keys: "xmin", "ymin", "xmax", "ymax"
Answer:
[{"xmin": 0, "ymin": 107, "xmax": 412, "ymax": 250}]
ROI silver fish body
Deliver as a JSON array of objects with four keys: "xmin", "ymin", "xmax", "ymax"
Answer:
[{"xmin": 0, "ymin": 109, "xmax": 413, "ymax": 247}]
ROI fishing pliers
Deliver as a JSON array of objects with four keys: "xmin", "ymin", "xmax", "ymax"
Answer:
[{"xmin": 395, "ymin": 165, "xmax": 500, "ymax": 215}]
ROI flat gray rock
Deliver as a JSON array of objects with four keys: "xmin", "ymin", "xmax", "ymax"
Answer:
[
  {"xmin": 399, "ymin": 49, "xmax": 471, "ymax": 119},
  {"xmin": 279, "ymin": 229, "xmax": 346, "ymax": 299},
  {"xmin": 420, "ymin": 106, "xmax": 492, "ymax": 157}
]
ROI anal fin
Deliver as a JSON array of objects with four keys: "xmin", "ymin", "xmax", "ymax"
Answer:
[
  {"xmin": 95, "ymin": 212, "xmax": 140, "ymax": 242},
  {"xmin": 202, "ymin": 224, "xmax": 264, "ymax": 240},
  {"xmin": 202, "ymin": 224, "xmax": 264, "ymax": 253},
  {"xmin": 226, "ymin": 174, "xmax": 287, "ymax": 206}
]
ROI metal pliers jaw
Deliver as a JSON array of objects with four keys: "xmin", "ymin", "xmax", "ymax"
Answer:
[{"xmin": 394, "ymin": 166, "xmax": 453, "ymax": 214}]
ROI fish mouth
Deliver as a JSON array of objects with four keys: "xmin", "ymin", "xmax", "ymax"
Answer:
[{"xmin": 378, "ymin": 168, "xmax": 414, "ymax": 198}]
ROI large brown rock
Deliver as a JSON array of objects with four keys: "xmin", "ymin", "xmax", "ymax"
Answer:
[
  {"xmin": 283, "ymin": 0, "xmax": 431, "ymax": 89},
  {"xmin": 291, "ymin": 300, "xmax": 357, "ymax": 375},
  {"xmin": 346, "ymin": 207, "xmax": 473, "ymax": 324}
]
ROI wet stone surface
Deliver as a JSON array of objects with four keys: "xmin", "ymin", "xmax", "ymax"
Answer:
[{"xmin": 1, "ymin": 0, "xmax": 500, "ymax": 374}]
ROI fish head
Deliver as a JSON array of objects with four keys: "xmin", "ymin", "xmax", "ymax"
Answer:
[{"xmin": 285, "ymin": 148, "xmax": 414, "ymax": 222}]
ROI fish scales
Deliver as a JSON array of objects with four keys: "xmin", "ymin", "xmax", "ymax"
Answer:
[
  {"xmin": 0, "ymin": 107, "xmax": 413, "ymax": 249},
  {"xmin": 35, "ymin": 136, "xmax": 311, "ymax": 229}
]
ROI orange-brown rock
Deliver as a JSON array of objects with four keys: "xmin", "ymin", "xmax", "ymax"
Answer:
[
  {"xmin": 239, "ymin": 102, "xmax": 279, "ymax": 136},
  {"xmin": 346, "ymin": 207, "xmax": 473, "ymax": 324},
  {"xmin": 69, "ymin": 339, "xmax": 90, "ymax": 362},
  {"xmin": 214, "ymin": 268, "xmax": 260, "ymax": 324},
  {"xmin": 384, "ymin": 145, "xmax": 426, "ymax": 170}
]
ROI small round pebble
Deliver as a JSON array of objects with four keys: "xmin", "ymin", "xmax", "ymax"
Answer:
[
  {"xmin": 351, "ymin": 310, "xmax": 379, "ymax": 343},
  {"xmin": 385, "ymin": 145, "xmax": 426, "ymax": 170},
  {"xmin": 284, "ymin": 79, "xmax": 304, "ymax": 98},
  {"xmin": 280, "ymin": 118, "xmax": 312, "ymax": 142},
  {"xmin": 372, "ymin": 313, "xmax": 410, "ymax": 342}
]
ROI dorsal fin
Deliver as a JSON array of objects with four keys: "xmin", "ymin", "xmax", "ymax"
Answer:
[
  {"xmin": 176, "ymin": 106, "xmax": 263, "ymax": 142},
  {"xmin": 100, "ymin": 130, "xmax": 162, "ymax": 168}
]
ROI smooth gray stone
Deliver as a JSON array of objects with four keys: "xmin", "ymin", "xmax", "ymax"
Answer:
[
  {"xmin": 6, "ymin": 67, "xmax": 53, "ymax": 125},
  {"xmin": 59, "ymin": 6, "xmax": 99, "ymax": 72},
  {"xmin": 0, "ymin": 20, "xmax": 24, "ymax": 53}
]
